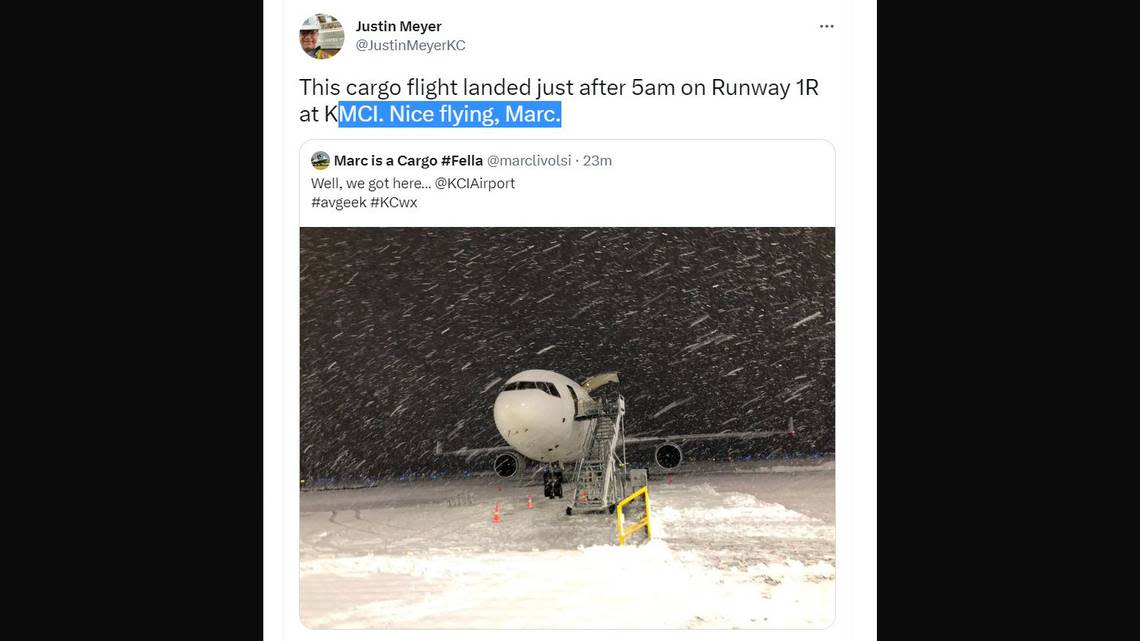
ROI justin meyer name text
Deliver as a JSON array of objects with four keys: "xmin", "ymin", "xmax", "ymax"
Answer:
[{"xmin": 357, "ymin": 20, "xmax": 442, "ymax": 33}]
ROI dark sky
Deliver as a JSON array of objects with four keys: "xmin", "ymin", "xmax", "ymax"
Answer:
[{"xmin": 301, "ymin": 228, "xmax": 834, "ymax": 478}]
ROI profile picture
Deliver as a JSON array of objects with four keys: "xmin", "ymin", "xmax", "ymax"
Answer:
[
  {"xmin": 311, "ymin": 151, "xmax": 330, "ymax": 170},
  {"xmin": 299, "ymin": 14, "xmax": 344, "ymax": 59}
]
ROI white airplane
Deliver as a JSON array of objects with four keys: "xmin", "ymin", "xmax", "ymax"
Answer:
[{"xmin": 434, "ymin": 369, "xmax": 796, "ymax": 478}]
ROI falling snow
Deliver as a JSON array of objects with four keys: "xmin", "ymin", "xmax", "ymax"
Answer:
[
  {"xmin": 652, "ymin": 396, "xmax": 695, "ymax": 419},
  {"xmin": 787, "ymin": 311, "xmax": 822, "ymax": 329},
  {"xmin": 301, "ymin": 228, "xmax": 834, "ymax": 479}
]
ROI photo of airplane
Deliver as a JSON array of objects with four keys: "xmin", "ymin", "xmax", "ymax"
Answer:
[
  {"xmin": 300, "ymin": 227, "xmax": 835, "ymax": 628},
  {"xmin": 435, "ymin": 368, "xmax": 796, "ymax": 493}
]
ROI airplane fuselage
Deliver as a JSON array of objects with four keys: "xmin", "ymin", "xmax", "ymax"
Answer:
[{"xmin": 492, "ymin": 369, "xmax": 592, "ymax": 464}]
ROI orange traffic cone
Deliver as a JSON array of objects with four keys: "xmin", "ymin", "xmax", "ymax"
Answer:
[
  {"xmin": 527, "ymin": 495, "xmax": 534, "ymax": 509},
  {"xmin": 492, "ymin": 503, "xmax": 501, "ymax": 522}
]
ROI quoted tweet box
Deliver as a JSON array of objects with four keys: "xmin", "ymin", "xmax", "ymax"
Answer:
[{"xmin": 299, "ymin": 139, "xmax": 834, "ymax": 227}]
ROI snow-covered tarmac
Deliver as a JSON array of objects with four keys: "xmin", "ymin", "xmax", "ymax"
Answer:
[{"xmin": 300, "ymin": 458, "xmax": 835, "ymax": 629}]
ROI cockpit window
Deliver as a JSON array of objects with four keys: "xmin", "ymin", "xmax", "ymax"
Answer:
[{"xmin": 500, "ymin": 381, "xmax": 561, "ymax": 397}]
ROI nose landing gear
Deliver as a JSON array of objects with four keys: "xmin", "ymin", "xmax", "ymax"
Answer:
[{"xmin": 543, "ymin": 464, "xmax": 565, "ymax": 499}]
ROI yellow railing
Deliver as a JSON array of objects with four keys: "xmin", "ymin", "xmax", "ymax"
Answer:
[{"xmin": 615, "ymin": 486, "xmax": 652, "ymax": 545}]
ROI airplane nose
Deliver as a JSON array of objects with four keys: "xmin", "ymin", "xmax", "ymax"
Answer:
[{"xmin": 494, "ymin": 393, "xmax": 543, "ymax": 437}]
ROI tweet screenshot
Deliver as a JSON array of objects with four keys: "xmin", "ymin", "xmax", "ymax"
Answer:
[{"xmin": 267, "ymin": 1, "xmax": 871, "ymax": 637}]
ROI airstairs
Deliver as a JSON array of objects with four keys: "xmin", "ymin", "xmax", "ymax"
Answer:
[{"xmin": 567, "ymin": 395, "xmax": 628, "ymax": 515}]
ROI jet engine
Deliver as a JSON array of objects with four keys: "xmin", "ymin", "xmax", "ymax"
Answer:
[
  {"xmin": 654, "ymin": 442, "xmax": 683, "ymax": 469},
  {"xmin": 493, "ymin": 451, "xmax": 523, "ymax": 478}
]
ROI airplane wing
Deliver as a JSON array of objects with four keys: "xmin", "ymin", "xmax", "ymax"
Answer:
[
  {"xmin": 624, "ymin": 427, "xmax": 795, "ymax": 445},
  {"xmin": 433, "ymin": 442, "xmax": 515, "ymax": 461},
  {"xmin": 625, "ymin": 414, "xmax": 797, "ymax": 445}
]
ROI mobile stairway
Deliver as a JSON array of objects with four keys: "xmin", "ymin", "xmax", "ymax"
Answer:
[{"xmin": 566, "ymin": 395, "xmax": 630, "ymax": 515}]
